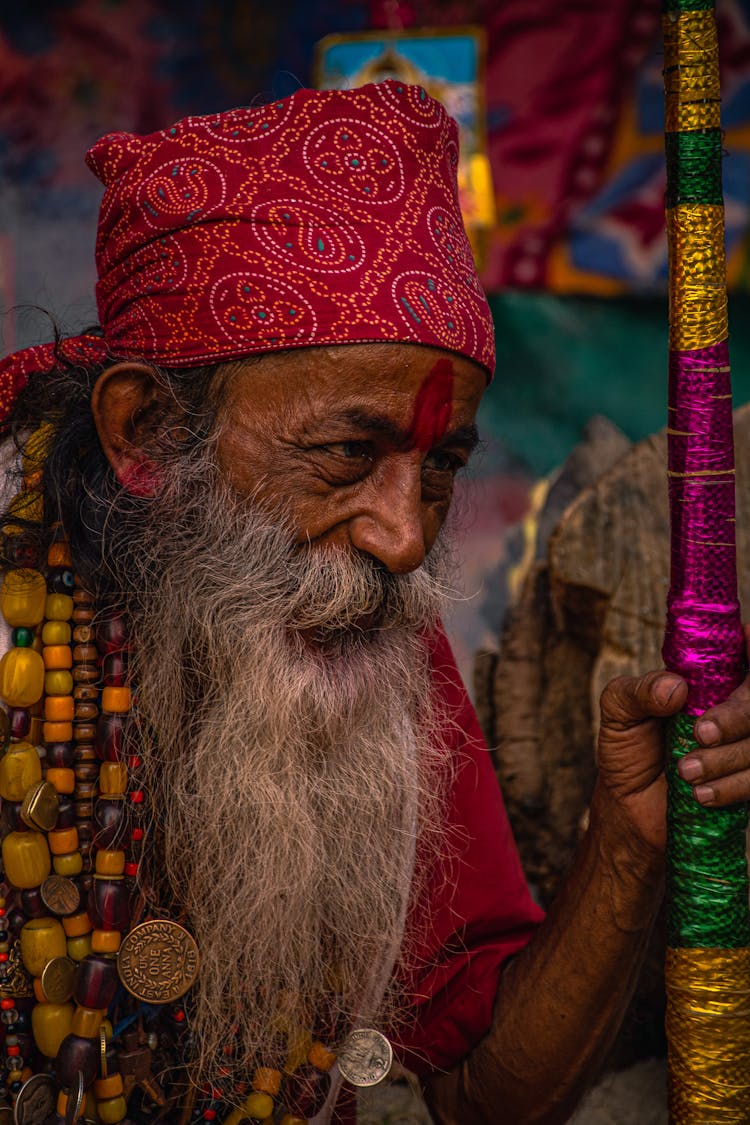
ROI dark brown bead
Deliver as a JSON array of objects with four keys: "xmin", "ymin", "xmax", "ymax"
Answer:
[
  {"xmin": 71, "ymin": 606, "xmax": 95, "ymax": 625},
  {"xmin": 72, "ymin": 587, "xmax": 94, "ymax": 605},
  {"xmin": 74, "ymin": 702, "xmax": 99, "ymax": 721},
  {"xmin": 79, "ymin": 873, "xmax": 93, "ymax": 895},
  {"xmin": 96, "ymin": 712, "xmax": 127, "ymax": 762},
  {"xmin": 74, "ymin": 780, "xmax": 97, "ymax": 800},
  {"xmin": 55, "ymin": 1032, "xmax": 99, "ymax": 1088},
  {"xmin": 20, "ymin": 887, "xmax": 46, "ymax": 918},
  {"xmin": 88, "ymin": 878, "xmax": 131, "ymax": 930},
  {"xmin": 73, "ymin": 684, "xmax": 98, "ymax": 702},
  {"xmin": 5, "ymin": 804, "xmax": 28, "ymax": 831},
  {"xmin": 72, "ymin": 625, "xmax": 95, "ymax": 644},
  {"xmin": 9, "ymin": 709, "xmax": 30, "ymax": 740},
  {"xmin": 73, "ymin": 745, "xmax": 96, "ymax": 763},
  {"xmin": 56, "ymin": 798, "xmax": 76, "ymax": 829},
  {"xmin": 73, "ymin": 723, "xmax": 97, "ymax": 742},
  {"xmin": 72, "ymin": 645, "xmax": 98, "ymax": 664},
  {"xmin": 77, "ymin": 822, "xmax": 93, "ymax": 844},
  {"xmin": 75, "ymin": 802, "xmax": 94, "ymax": 821},
  {"xmin": 74, "ymin": 762, "xmax": 99, "ymax": 783},
  {"xmin": 72, "ymin": 665, "xmax": 98, "ymax": 685},
  {"xmin": 94, "ymin": 799, "xmax": 129, "ymax": 849}
]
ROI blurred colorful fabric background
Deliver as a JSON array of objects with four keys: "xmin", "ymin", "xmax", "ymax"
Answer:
[{"xmin": 3, "ymin": 0, "xmax": 750, "ymax": 684}]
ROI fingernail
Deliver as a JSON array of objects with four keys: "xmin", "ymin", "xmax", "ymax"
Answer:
[
  {"xmin": 695, "ymin": 719, "xmax": 721, "ymax": 746},
  {"xmin": 694, "ymin": 784, "xmax": 715, "ymax": 805},
  {"xmin": 679, "ymin": 758, "xmax": 703, "ymax": 782},
  {"xmin": 655, "ymin": 677, "xmax": 681, "ymax": 705}
]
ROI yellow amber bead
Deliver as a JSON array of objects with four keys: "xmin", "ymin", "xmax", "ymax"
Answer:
[
  {"xmin": 44, "ymin": 670, "xmax": 73, "ymax": 696},
  {"xmin": 23, "ymin": 424, "xmax": 54, "ymax": 473},
  {"xmin": 32, "ymin": 1002, "xmax": 73, "ymax": 1058},
  {"xmin": 0, "ymin": 570, "xmax": 46, "ymax": 627},
  {"xmin": 95, "ymin": 850, "xmax": 125, "ymax": 876},
  {"xmin": 2, "ymin": 830, "xmax": 50, "ymax": 888},
  {"xmin": 62, "ymin": 912, "xmax": 91, "ymax": 937},
  {"xmin": 244, "ymin": 1093, "xmax": 274, "ymax": 1119},
  {"xmin": 20, "ymin": 916, "xmax": 66, "ymax": 976},
  {"xmin": 71, "ymin": 1006, "xmax": 105, "ymax": 1037},
  {"xmin": 56, "ymin": 1092, "xmax": 68, "ymax": 1116},
  {"xmin": 53, "ymin": 851, "xmax": 83, "ymax": 877},
  {"xmin": 66, "ymin": 934, "xmax": 92, "ymax": 962},
  {"xmin": 99, "ymin": 762, "xmax": 127, "ymax": 796},
  {"xmin": 308, "ymin": 1041, "xmax": 336, "ymax": 1072},
  {"xmin": 279, "ymin": 1117, "xmax": 306, "ymax": 1125},
  {"xmin": 45, "ymin": 594, "xmax": 74, "ymax": 622},
  {"xmin": 222, "ymin": 1112, "xmax": 245, "ymax": 1125},
  {"xmin": 47, "ymin": 542, "xmax": 72, "ymax": 568},
  {"xmin": 97, "ymin": 1096, "xmax": 128, "ymax": 1124},
  {"xmin": 41, "ymin": 620, "xmax": 71, "ymax": 646},
  {"xmin": 0, "ymin": 647, "xmax": 45, "ymax": 707},
  {"xmin": 253, "ymin": 1067, "xmax": 282, "ymax": 1095},
  {"xmin": 0, "ymin": 741, "xmax": 41, "ymax": 802},
  {"xmin": 91, "ymin": 929, "xmax": 121, "ymax": 954},
  {"xmin": 94, "ymin": 1073, "xmax": 124, "ymax": 1099}
]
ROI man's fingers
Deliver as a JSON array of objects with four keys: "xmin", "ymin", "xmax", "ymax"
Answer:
[
  {"xmin": 684, "ymin": 765, "xmax": 750, "ymax": 809},
  {"xmin": 679, "ymin": 739, "xmax": 750, "ymax": 784},
  {"xmin": 600, "ymin": 671, "xmax": 687, "ymax": 728},
  {"xmin": 694, "ymin": 676, "xmax": 750, "ymax": 748}
]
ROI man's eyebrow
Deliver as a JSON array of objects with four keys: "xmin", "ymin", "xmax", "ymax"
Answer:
[{"xmin": 324, "ymin": 410, "xmax": 480, "ymax": 450}]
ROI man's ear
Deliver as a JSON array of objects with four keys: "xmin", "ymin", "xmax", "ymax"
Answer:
[{"xmin": 91, "ymin": 362, "xmax": 171, "ymax": 495}]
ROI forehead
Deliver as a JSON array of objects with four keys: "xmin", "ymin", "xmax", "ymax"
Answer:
[{"xmin": 218, "ymin": 343, "xmax": 487, "ymax": 431}]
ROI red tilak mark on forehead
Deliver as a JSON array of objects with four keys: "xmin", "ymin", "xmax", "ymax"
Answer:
[{"xmin": 407, "ymin": 359, "xmax": 454, "ymax": 451}]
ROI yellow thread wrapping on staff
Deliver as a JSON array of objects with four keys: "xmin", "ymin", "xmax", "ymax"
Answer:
[
  {"xmin": 663, "ymin": 11, "xmax": 721, "ymax": 133},
  {"xmin": 666, "ymin": 947, "xmax": 750, "ymax": 1124},
  {"xmin": 667, "ymin": 205, "xmax": 727, "ymax": 350}
]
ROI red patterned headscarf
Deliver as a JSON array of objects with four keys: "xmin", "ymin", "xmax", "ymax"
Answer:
[{"xmin": 0, "ymin": 81, "xmax": 495, "ymax": 422}]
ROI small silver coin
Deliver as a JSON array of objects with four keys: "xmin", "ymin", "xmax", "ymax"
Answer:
[
  {"xmin": 65, "ymin": 1071, "xmax": 85, "ymax": 1125},
  {"xmin": 337, "ymin": 1028, "xmax": 393, "ymax": 1087},
  {"xmin": 13, "ymin": 1073, "xmax": 55, "ymax": 1125}
]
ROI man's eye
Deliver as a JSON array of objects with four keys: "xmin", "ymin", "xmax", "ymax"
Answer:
[
  {"xmin": 312, "ymin": 440, "xmax": 374, "ymax": 484},
  {"xmin": 423, "ymin": 450, "xmax": 464, "ymax": 474}
]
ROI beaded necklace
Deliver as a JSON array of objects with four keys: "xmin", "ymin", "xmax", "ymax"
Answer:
[{"xmin": 0, "ymin": 427, "xmax": 392, "ymax": 1124}]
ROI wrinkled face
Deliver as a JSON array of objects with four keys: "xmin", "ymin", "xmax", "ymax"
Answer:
[{"xmin": 215, "ymin": 342, "xmax": 486, "ymax": 574}]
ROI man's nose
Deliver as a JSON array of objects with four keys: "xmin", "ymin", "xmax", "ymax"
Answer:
[{"xmin": 348, "ymin": 465, "xmax": 427, "ymax": 574}]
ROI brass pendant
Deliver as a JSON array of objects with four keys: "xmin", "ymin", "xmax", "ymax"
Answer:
[
  {"xmin": 20, "ymin": 781, "xmax": 58, "ymax": 832},
  {"xmin": 40, "ymin": 956, "xmax": 75, "ymax": 1004},
  {"xmin": 13, "ymin": 1074, "xmax": 55, "ymax": 1124},
  {"xmin": 117, "ymin": 919, "xmax": 199, "ymax": 1003},
  {"xmin": 40, "ymin": 875, "xmax": 80, "ymax": 917}
]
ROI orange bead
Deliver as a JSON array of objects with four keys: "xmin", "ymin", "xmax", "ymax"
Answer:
[
  {"xmin": 47, "ymin": 542, "xmax": 72, "ymax": 568},
  {"xmin": 101, "ymin": 687, "xmax": 131, "ymax": 714},
  {"xmin": 33, "ymin": 977, "xmax": 47, "ymax": 1004},
  {"xmin": 308, "ymin": 1041, "xmax": 336, "ymax": 1072},
  {"xmin": 62, "ymin": 912, "xmax": 91, "ymax": 938},
  {"xmin": 44, "ymin": 695, "xmax": 74, "ymax": 722},
  {"xmin": 43, "ymin": 721, "xmax": 73, "ymax": 744},
  {"xmin": 91, "ymin": 929, "xmax": 121, "ymax": 954},
  {"xmin": 94, "ymin": 1073, "xmax": 124, "ymax": 1099},
  {"xmin": 42, "ymin": 645, "xmax": 72, "ymax": 670},
  {"xmin": 48, "ymin": 827, "xmax": 79, "ymax": 855},
  {"xmin": 252, "ymin": 1067, "xmax": 282, "ymax": 1096},
  {"xmin": 45, "ymin": 767, "xmax": 75, "ymax": 794}
]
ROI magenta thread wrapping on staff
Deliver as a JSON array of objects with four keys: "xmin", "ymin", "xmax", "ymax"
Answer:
[{"xmin": 662, "ymin": 341, "xmax": 744, "ymax": 715}]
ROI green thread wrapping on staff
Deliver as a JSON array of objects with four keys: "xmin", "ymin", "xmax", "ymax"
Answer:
[
  {"xmin": 665, "ymin": 131, "xmax": 724, "ymax": 207},
  {"xmin": 667, "ymin": 714, "xmax": 750, "ymax": 948},
  {"xmin": 663, "ymin": 0, "xmax": 715, "ymax": 11}
]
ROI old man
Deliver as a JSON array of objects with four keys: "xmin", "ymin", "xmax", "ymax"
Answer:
[{"xmin": 0, "ymin": 80, "xmax": 749, "ymax": 1125}]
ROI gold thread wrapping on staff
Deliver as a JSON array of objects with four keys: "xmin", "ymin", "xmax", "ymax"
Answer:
[
  {"xmin": 663, "ymin": 11, "xmax": 721, "ymax": 132},
  {"xmin": 666, "ymin": 947, "xmax": 750, "ymax": 1124},
  {"xmin": 667, "ymin": 204, "xmax": 727, "ymax": 350}
]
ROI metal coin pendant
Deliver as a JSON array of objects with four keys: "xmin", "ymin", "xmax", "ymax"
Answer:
[
  {"xmin": 20, "ymin": 781, "xmax": 58, "ymax": 832},
  {"xmin": 65, "ymin": 1070, "xmax": 85, "ymax": 1125},
  {"xmin": 41, "ymin": 875, "xmax": 80, "ymax": 917},
  {"xmin": 117, "ymin": 919, "xmax": 199, "ymax": 1003},
  {"xmin": 337, "ymin": 1028, "xmax": 393, "ymax": 1087},
  {"xmin": 40, "ymin": 955, "xmax": 75, "ymax": 1003},
  {"xmin": 13, "ymin": 1073, "xmax": 56, "ymax": 1125}
]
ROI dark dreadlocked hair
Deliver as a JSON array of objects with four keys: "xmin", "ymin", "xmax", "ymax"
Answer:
[{"xmin": 0, "ymin": 327, "xmax": 225, "ymax": 599}]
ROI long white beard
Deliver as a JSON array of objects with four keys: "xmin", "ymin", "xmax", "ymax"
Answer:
[{"xmin": 117, "ymin": 459, "xmax": 453, "ymax": 1082}]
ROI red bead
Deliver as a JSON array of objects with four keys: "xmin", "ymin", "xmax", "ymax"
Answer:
[
  {"xmin": 0, "ymin": 1000, "xmax": 14, "ymax": 1010},
  {"xmin": 73, "ymin": 953, "xmax": 119, "ymax": 1009},
  {"xmin": 131, "ymin": 827, "xmax": 144, "ymax": 842},
  {"xmin": 7, "ymin": 1046, "xmax": 19, "ymax": 1057},
  {"xmin": 174, "ymin": 1009, "xmax": 185, "ymax": 1022},
  {"xmin": 88, "ymin": 879, "xmax": 131, "ymax": 932},
  {"xmin": 129, "ymin": 790, "xmax": 144, "ymax": 805},
  {"xmin": 203, "ymin": 1113, "xmax": 217, "ymax": 1121},
  {"xmin": 0, "ymin": 954, "xmax": 8, "ymax": 963},
  {"xmin": 128, "ymin": 755, "xmax": 142, "ymax": 770},
  {"xmin": 124, "ymin": 863, "xmax": 138, "ymax": 877}
]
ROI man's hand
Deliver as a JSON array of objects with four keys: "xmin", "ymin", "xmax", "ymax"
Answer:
[{"xmin": 597, "ymin": 623, "xmax": 750, "ymax": 854}]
